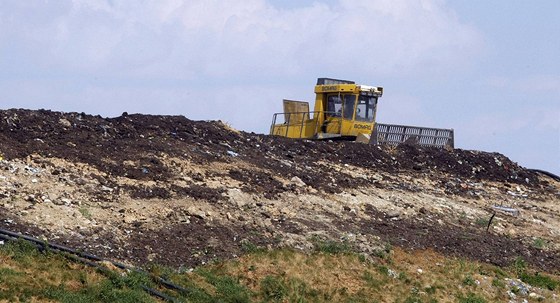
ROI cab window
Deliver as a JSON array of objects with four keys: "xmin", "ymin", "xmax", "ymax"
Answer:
[
  {"xmin": 327, "ymin": 95, "xmax": 343, "ymax": 117},
  {"xmin": 343, "ymin": 94, "xmax": 356, "ymax": 120},
  {"xmin": 355, "ymin": 94, "xmax": 377, "ymax": 122}
]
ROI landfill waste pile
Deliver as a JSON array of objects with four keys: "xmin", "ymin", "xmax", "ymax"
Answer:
[{"xmin": 0, "ymin": 109, "xmax": 558, "ymax": 301}]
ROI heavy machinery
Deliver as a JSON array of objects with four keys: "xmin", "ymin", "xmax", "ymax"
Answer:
[{"xmin": 270, "ymin": 78, "xmax": 454, "ymax": 148}]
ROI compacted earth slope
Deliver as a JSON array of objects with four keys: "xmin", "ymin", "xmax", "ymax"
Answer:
[{"xmin": 0, "ymin": 109, "xmax": 558, "ymax": 276}]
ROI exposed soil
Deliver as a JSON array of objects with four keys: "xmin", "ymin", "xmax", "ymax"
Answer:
[
  {"xmin": 0, "ymin": 109, "xmax": 558, "ymax": 273},
  {"xmin": 0, "ymin": 109, "xmax": 541, "ymax": 196},
  {"xmin": 358, "ymin": 205, "xmax": 559, "ymax": 270}
]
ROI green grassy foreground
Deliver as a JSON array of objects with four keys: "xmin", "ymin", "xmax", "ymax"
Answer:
[{"xmin": 0, "ymin": 239, "xmax": 558, "ymax": 303}]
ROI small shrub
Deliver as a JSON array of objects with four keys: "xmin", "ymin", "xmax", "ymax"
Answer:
[
  {"xmin": 285, "ymin": 278, "xmax": 319, "ymax": 302},
  {"xmin": 463, "ymin": 275, "xmax": 476, "ymax": 286},
  {"xmin": 199, "ymin": 269, "xmax": 251, "ymax": 303},
  {"xmin": 260, "ymin": 276, "xmax": 287, "ymax": 302},
  {"xmin": 374, "ymin": 243, "xmax": 394, "ymax": 260},
  {"xmin": 403, "ymin": 295, "xmax": 422, "ymax": 303},
  {"xmin": 457, "ymin": 292, "xmax": 487, "ymax": 303},
  {"xmin": 424, "ymin": 285, "xmax": 437, "ymax": 294},
  {"xmin": 310, "ymin": 236, "xmax": 351, "ymax": 255},
  {"xmin": 520, "ymin": 272, "xmax": 558, "ymax": 291},
  {"xmin": 475, "ymin": 217, "xmax": 489, "ymax": 227},
  {"xmin": 533, "ymin": 238, "xmax": 546, "ymax": 249},
  {"xmin": 513, "ymin": 257, "xmax": 527, "ymax": 276},
  {"xmin": 145, "ymin": 263, "xmax": 174, "ymax": 280},
  {"xmin": 491, "ymin": 278, "xmax": 505, "ymax": 289},
  {"xmin": 398, "ymin": 272, "xmax": 411, "ymax": 284},
  {"xmin": 241, "ymin": 241, "xmax": 265, "ymax": 254},
  {"xmin": 377, "ymin": 265, "xmax": 389, "ymax": 276},
  {"xmin": 358, "ymin": 254, "xmax": 367, "ymax": 263},
  {"xmin": 1, "ymin": 239, "xmax": 41, "ymax": 259},
  {"xmin": 492, "ymin": 267, "xmax": 506, "ymax": 278},
  {"xmin": 79, "ymin": 207, "xmax": 92, "ymax": 220},
  {"xmin": 363, "ymin": 271, "xmax": 384, "ymax": 289},
  {"xmin": 0, "ymin": 267, "xmax": 22, "ymax": 277}
]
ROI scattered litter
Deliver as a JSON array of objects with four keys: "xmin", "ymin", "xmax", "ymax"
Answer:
[
  {"xmin": 507, "ymin": 290, "xmax": 516, "ymax": 299},
  {"xmin": 227, "ymin": 150, "xmax": 239, "ymax": 157},
  {"xmin": 24, "ymin": 166, "xmax": 41, "ymax": 174},
  {"xmin": 101, "ymin": 186, "xmax": 114, "ymax": 192},
  {"xmin": 387, "ymin": 269, "xmax": 399, "ymax": 279},
  {"xmin": 507, "ymin": 191, "xmax": 528, "ymax": 198},
  {"xmin": 492, "ymin": 205, "xmax": 520, "ymax": 216},
  {"xmin": 494, "ymin": 157, "xmax": 503, "ymax": 166},
  {"xmin": 0, "ymin": 240, "xmax": 3, "ymax": 245},
  {"xmin": 142, "ymin": 167, "xmax": 149, "ymax": 174},
  {"xmin": 8, "ymin": 165, "xmax": 17, "ymax": 173},
  {"xmin": 506, "ymin": 278, "xmax": 530, "ymax": 296}
]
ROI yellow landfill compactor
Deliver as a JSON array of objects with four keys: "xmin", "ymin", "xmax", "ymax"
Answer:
[{"xmin": 270, "ymin": 78, "xmax": 454, "ymax": 148}]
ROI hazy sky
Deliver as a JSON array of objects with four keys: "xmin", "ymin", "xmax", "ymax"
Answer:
[{"xmin": 1, "ymin": 0, "xmax": 559, "ymax": 174}]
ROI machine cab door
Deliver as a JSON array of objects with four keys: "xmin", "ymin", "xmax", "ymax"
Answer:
[
  {"xmin": 323, "ymin": 93, "xmax": 356, "ymax": 135},
  {"xmin": 349, "ymin": 93, "xmax": 378, "ymax": 135},
  {"xmin": 340, "ymin": 94, "xmax": 357, "ymax": 135}
]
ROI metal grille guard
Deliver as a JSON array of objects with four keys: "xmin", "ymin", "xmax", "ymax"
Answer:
[{"xmin": 371, "ymin": 123, "xmax": 454, "ymax": 148}]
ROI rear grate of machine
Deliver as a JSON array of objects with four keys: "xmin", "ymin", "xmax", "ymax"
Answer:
[{"xmin": 372, "ymin": 123, "xmax": 454, "ymax": 148}]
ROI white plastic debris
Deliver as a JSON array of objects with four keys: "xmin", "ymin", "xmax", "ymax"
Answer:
[
  {"xmin": 24, "ymin": 166, "xmax": 41, "ymax": 174},
  {"xmin": 492, "ymin": 205, "xmax": 520, "ymax": 216},
  {"xmin": 227, "ymin": 150, "xmax": 239, "ymax": 157}
]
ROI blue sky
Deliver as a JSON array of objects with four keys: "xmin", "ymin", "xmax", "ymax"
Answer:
[{"xmin": 0, "ymin": 0, "xmax": 558, "ymax": 174}]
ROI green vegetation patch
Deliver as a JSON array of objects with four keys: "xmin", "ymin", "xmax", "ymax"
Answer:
[
  {"xmin": 260, "ymin": 275, "xmax": 288, "ymax": 302},
  {"xmin": 310, "ymin": 236, "xmax": 352, "ymax": 254},
  {"xmin": 0, "ymin": 239, "xmax": 154, "ymax": 303},
  {"xmin": 2, "ymin": 238, "xmax": 559, "ymax": 303},
  {"xmin": 520, "ymin": 271, "xmax": 559, "ymax": 291},
  {"xmin": 457, "ymin": 292, "xmax": 487, "ymax": 303}
]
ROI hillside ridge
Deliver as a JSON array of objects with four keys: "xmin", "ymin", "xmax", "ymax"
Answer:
[{"xmin": 0, "ymin": 108, "xmax": 558, "ymax": 273}]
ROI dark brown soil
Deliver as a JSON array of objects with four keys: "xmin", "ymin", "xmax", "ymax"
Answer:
[
  {"xmin": 358, "ymin": 205, "xmax": 560, "ymax": 272},
  {"xmin": 0, "ymin": 109, "xmax": 542, "ymax": 199}
]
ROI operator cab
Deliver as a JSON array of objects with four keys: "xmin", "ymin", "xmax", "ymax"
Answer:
[{"xmin": 316, "ymin": 78, "xmax": 382, "ymax": 138}]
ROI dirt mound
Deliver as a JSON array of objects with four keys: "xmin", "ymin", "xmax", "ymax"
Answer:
[
  {"xmin": 0, "ymin": 109, "xmax": 541, "ymax": 198},
  {"xmin": 0, "ymin": 109, "xmax": 558, "ymax": 273}
]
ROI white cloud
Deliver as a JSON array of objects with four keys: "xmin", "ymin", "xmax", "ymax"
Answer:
[{"xmin": 0, "ymin": 0, "xmax": 482, "ymax": 78}]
